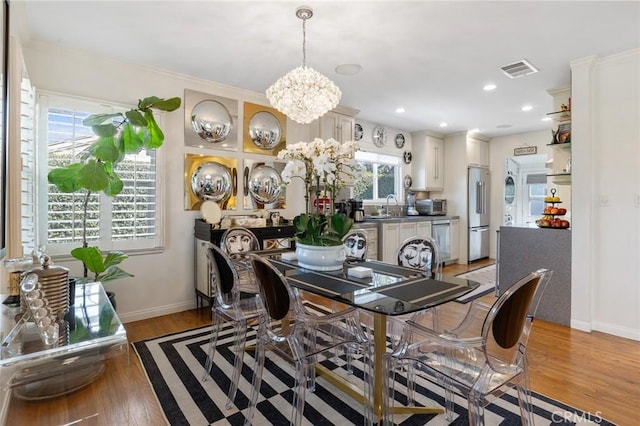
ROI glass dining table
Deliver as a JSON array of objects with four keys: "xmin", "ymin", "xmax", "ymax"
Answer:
[{"xmin": 259, "ymin": 252, "xmax": 480, "ymax": 418}]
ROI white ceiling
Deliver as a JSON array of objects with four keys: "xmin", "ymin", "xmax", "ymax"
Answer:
[{"xmin": 17, "ymin": 1, "xmax": 640, "ymax": 138}]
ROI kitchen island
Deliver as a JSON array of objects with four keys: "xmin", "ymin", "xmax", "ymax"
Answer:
[{"xmin": 497, "ymin": 226, "xmax": 571, "ymax": 326}]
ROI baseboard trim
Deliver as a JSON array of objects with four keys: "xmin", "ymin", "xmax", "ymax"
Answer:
[
  {"xmin": 118, "ymin": 300, "xmax": 197, "ymax": 324},
  {"xmin": 592, "ymin": 320, "xmax": 640, "ymax": 341}
]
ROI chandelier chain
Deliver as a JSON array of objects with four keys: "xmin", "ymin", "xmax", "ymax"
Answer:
[{"xmin": 302, "ymin": 16, "xmax": 307, "ymax": 67}]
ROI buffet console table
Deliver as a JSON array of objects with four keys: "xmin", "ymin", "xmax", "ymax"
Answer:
[{"xmin": 0, "ymin": 281, "xmax": 128, "ymax": 424}]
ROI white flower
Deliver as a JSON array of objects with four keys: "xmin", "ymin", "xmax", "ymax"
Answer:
[{"xmin": 277, "ymin": 138, "xmax": 362, "ymax": 212}]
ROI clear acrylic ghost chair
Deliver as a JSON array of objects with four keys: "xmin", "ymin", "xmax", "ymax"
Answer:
[
  {"xmin": 244, "ymin": 254, "xmax": 374, "ymax": 426},
  {"xmin": 383, "ymin": 269, "xmax": 553, "ymax": 425},
  {"xmin": 343, "ymin": 230, "xmax": 368, "ymax": 261},
  {"xmin": 199, "ymin": 242, "xmax": 263, "ymax": 410},
  {"xmin": 220, "ymin": 227, "xmax": 261, "ymax": 294}
]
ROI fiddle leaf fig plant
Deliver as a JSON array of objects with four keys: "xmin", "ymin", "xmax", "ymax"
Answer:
[{"xmin": 48, "ymin": 95, "xmax": 182, "ymax": 282}]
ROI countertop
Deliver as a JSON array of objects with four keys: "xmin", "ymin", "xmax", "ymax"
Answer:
[{"xmin": 360, "ymin": 215, "xmax": 459, "ymax": 224}]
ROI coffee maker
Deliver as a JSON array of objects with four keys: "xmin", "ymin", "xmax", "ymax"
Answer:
[
  {"xmin": 406, "ymin": 191, "xmax": 419, "ymax": 216},
  {"xmin": 346, "ymin": 199, "xmax": 364, "ymax": 222}
]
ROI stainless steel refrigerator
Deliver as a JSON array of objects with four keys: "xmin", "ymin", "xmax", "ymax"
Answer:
[{"xmin": 468, "ymin": 167, "xmax": 490, "ymax": 262}]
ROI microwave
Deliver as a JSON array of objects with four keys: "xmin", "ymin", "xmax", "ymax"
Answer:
[{"xmin": 416, "ymin": 199, "xmax": 447, "ymax": 216}]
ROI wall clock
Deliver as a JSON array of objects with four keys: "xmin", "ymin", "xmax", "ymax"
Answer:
[
  {"xmin": 395, "ymin": 133, "xmax": 405, "ymax": 148},
  {"xmin": 372, "ymin": 126, "xmax": 386, "ymax": 147},
  {"xmin": 403, "ymin": 151, "xmax": 412, "ymax": 164}
]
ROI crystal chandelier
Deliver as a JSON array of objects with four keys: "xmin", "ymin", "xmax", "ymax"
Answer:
[{"xmin": 266, "ymin": 6, "xmax": 341, "ymax": 125}]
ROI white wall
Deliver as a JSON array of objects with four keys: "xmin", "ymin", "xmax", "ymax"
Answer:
[
  {"xmin": 19, "ymin": 40, "xmax": 311, "ymax": 322},
  {"xmin": 571, "ymin": 49, "xmax": 640, "ymax": 340}
]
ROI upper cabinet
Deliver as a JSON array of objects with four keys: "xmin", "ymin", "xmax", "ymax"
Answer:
[
  {"xmin": 411, "ymin": 133, "xmax": 444, "ymax": 191},
  {"xmin": 467, "ymin": 137, "xmax": 489, "ymax": 168},
  {"xmin": 319, "ymin": 111, "xmax": 354, "ymax": 142}
]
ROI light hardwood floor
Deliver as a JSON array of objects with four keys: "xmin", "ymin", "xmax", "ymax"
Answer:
[{"xmin": 6, "ymin": 259, "xmax": 640, "ymax": 425}]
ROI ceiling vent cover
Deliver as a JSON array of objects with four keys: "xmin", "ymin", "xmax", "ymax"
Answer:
[{"xmin": 500, "ymin": 59, "xmax": 539, "ymax": 79}]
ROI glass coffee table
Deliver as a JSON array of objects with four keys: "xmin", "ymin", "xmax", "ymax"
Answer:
[{"xmin": 0, "ymin": 281, "xmax": 128, "ymax": 424}]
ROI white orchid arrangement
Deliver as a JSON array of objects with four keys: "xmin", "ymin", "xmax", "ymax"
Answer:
[
  {"xmin": 278, "ymin": 138, "xmax": 362, "ymax": 213},
  {"xmin": 278, "ymin": 138, "xmax": 362, "ymax": 246}
]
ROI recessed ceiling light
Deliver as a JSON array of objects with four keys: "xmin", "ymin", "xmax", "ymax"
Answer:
[
  {"xmin": 522, "ymin": 105, "xmax": 533, "ymax": 112},
  {"xmin": 335, "ymin": 64, "xmax": 362, "ymax": 75},
  {"xmin": 470, "ymin": 128, "xmax": 480, "ymax": 133},
  {"xmin": 541, "ymin": 117, "xmax": 552, "ymax": 122},
  {"xmin": 496, "ymin": 124, "xmax": 513, "ymax": 129},
  {"xmin": 483, "ymin": 84, "xmax": 497, "ymax": 91},
  {"xmin": 439, "ymin": 122, "xmax": 448, "ymax": 128},
  {"xmin": 396, "ymin": 107, "xmax": 405, "ymax": 114}
]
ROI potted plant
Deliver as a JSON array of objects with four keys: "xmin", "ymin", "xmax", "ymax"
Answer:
[
  {"xmin": 47, "ymin": 96, "xmax": 182, "ymax": 307},
  {"xmin": 277, "ymin": 138, "xmax": 362, "ymax": 270}
]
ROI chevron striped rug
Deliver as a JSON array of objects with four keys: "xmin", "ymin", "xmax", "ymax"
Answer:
[{"xmin": 133, "ymin": 318, "xmax": 613, "ymax": 425}]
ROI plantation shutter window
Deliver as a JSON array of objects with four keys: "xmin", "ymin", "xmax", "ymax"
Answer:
[{"xmin": 37, "ymin": 93, "xmax": 164, "ymax": 256}]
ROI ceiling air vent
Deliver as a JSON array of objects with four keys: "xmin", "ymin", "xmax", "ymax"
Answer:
[{"xmin": 500, "ymin": 59, "xmax": 539, "ymax": 79}]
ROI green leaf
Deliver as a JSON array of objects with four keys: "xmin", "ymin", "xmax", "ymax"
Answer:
[
  {"xmin": 91, "ymin": 123, "xmax": 117, "ymax": 137},
  {"xmin": 147, "ymin": 96, "xmax": 181, "ymax": 112},
  {"xmin": 97, "ymin": 266, "xmax": 134, "ymax": 283},
  {"xmin": 77, "ymin": 160, "xmax": 109, "ymax": 192},
  {"xmin": 98, "ymin": 303, "xmax": 116, "ymax": 336},
  {"xmin": 330, "ymin": 213, "xmax": 353, "ymax": 239},
  {"xmin": 47, "ymin": 163, "xmax": 84, "ymax": 193},
  {"xmin": 103, "ymin": 251, "xmax": 128, "ymax": 268},
  {"xmin": 121, "ymin": 122, "xmax": 144, "ymax": 154},
  {"xmin": 71, "ymin": 246, "xmax": 106, "ymax": 274},
  {"xmin": 125, "ymin": 109, "xmax": 147, "ymax": 127},
  {"xmin": 90, "ymin": 136, "xmax": 120, "ymax": 162},
  {"xmin": 144, "ymin": 110, "xmax": 164, "ymax": 148},
  {"xmin": 138, "ymin": 96, "xmax": 162, "ymax": 109},
  {"xmin": 104, "ymin": 172, "xmax": 123, "ymax": 197},
  {"xmin": 83, "ymin": 113, "xmax": 122, "ymax": 126}
]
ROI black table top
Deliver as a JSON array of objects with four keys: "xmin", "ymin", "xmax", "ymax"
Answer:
[{"xmin": 263, "ymin": 256, "xmax": 479, "ymax": 316}]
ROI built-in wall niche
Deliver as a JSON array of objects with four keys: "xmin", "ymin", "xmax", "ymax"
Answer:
[
  {"xmin": 185, "ymin": 154, "xmax": 238, "ymax": 211},
  {"xmin": 242, "ymin": 159, "xmax": 286, "ymax": 211},
  {"xmin": 243, "ymin": 102, "xmax": 287, "ymax": 155},
  {"xmin": 184, "ymin": 89, "xmax": 238, "ymax": 152}
]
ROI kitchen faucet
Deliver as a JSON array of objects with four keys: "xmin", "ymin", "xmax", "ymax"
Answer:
[{"xmin": 386, "ymin": 194, "xmax": 398, "ymax": 216}]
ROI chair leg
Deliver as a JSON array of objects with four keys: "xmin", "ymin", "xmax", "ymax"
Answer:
[
  {"xmin": 467, "ymin": 392, "xmax": 485, "ymax": 426},
  {"xmin": 226, "ymin": 319, "xmax": 248, "ymax": 409},
  {"xmin": 381, "ymin": 354, "xmax": 395, "ymax": 426},
  {"xmin": 292, "ymin": 360, "xmax": 309, "ymax": 426},
  {"xmin": 517, "ymin": 367, "xmax": 535, "ymax": 425},
  {"xmin": 201, "ymin": 312, "xmax": 221, "ymax": 382},
  {"xmin": 362, "ymin": 342, "xmax": 375, "ymax": 426},
  {"xmin": 244, "ymin": 338, "xmax": 265, "ymax": 426}
]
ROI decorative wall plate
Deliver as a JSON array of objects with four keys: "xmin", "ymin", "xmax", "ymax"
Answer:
[
  {"xmin": 372, "ymin": 126, "xmax": 386, "ymax": 147},
  {"xmin": 395, "ymin": 133, "xmax": 405, "ymax": 148},
  {"xmin": 184, "ymin": 89, "xmax": 238, "ymax": 151},
  {"xmin": 354, "ymin": 123, "xmax": 364, "ymax": 141},
  {"xmin": 403, "ymin": 151, "xmax": 412, "ymax": 164},
  {"xmin": 200, "ymin": 200, "xmax": 222, "ymax": 225},
  {"xmin": 403, "ymin": 174, "xmax": 412, "ymax": 189}
]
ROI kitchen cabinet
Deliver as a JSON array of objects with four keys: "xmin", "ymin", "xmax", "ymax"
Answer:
[
  {"xmin": 416, "ymin": 221, "xmax": 432, "ymax": 239},
  {"xmin": 450, "ymin": 219, "xmax": 459, "ymax": 262},
  {"xmin": 412, "ymin": 134, "xmax": 444, "ymax": 191},
  {"xmin": 467, "ymin": 137, "xmax": 489, "ymax": 167},
  {"xmin": 380, "ymin": 223, "xmax": 400, "ymax": 263},
  {"xmin": 380, "ymin": 220, "xmax": 432, "ymax": 263},
  {"xmin": 319, "ymin": 111, "xmax": 354, "ymax": 143}
]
